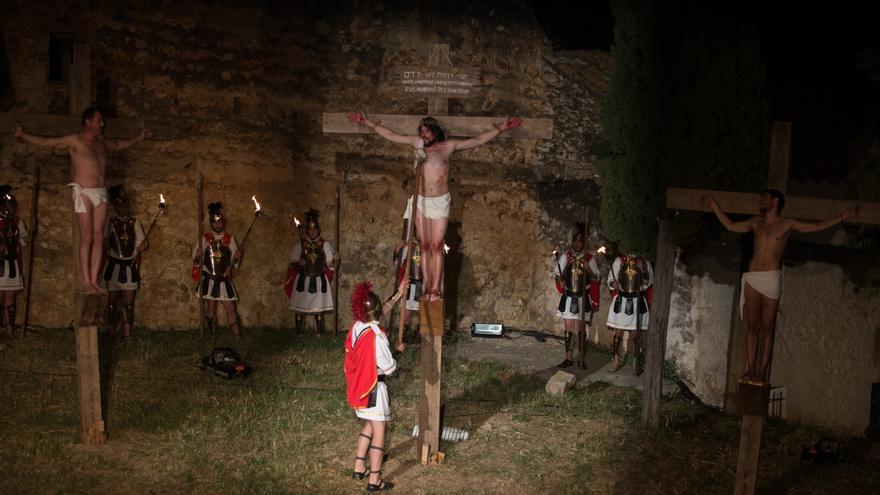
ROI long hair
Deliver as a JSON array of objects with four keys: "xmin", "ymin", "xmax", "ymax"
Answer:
[
  {"xmin": 351, "ymin": 281, "xmax": 374, "ymax": 322},
  {"xmin": 417, "ymin": 117, "xmax": 446, "ymax": 142}
]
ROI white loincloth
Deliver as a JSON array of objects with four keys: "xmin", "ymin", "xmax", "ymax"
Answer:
[
  {"xmin": 68, "ymin": 183, "xmax": 108, "ymax": 214},
  {"xmin": 405, "ymin": 279, "xmax": 422, "ymax": 311},
  {"xmin": 403, "ymin": 193, "xmax": 451, "ymax": 220},
  {"xmin": 740, "ymin": 270, "xmax": 782, "ymax": 319}
]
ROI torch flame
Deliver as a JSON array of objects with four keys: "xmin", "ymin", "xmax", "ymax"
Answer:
[
  {"xmin": 597, "ymin": 246, "xmax": 607, "ymax": 254},
  {"xmin": 443, "ymin": 243, "xmax": 450, "ymax": 254},
  {"xmin": 552, "ymin": 249, "xmax": 559, "ymax": 257},
  {"xmin": 159, "ymin": 193, "xmax": 166, "ymax": 204},
  {"xmin": 251, "ymin": 195, "xmax": 261, "ymax": 212},
  {"xmin": 294, "ymin": 217, "xmax": 301, "ymax": 227}
]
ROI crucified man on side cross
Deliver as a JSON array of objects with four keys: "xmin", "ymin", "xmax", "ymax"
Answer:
[
  {"xmin": 348, "ymin": 112, "xmax": 522, "ymax": 301},
  {"xmin": 16, "ymin": 107, "xmax": 151, "ymax": 293}
]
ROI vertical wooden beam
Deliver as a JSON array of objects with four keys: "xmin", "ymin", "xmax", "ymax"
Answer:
[
  {"xmin": 426, "ymin": 43, "xmax": 451, "ymax": 116},
  {"xmin": 70, "ymin": 43, "xmax": 91, "ymax": 116},
  {"xmin": 766, "ymin": 121, "xmax": 791, "ymax": 194},
  {"xmin": 642, "ymin": 219, "xmax": 675, "ymax": 427},
  {"xmin": 417, "ymin": 299, "xmax": 444, "ymax": 463},
  {"xmin": 74, "ymin": 293, "xmax": 106, "ymax": 444},
  {"xmin": 734, "ymin": 383, "xmax": 770, "ymax": 495},
  {"xmin": 196, "ymin": 171, "xmax": 204, "ymax": 336}
]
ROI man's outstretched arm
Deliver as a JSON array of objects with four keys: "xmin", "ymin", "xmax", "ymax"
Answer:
[
  {"xmin": 348, "ymin": 112, "xmax": 418, "ymax": 146},
  {"xmin": 453, "ymin": 116, "xmax": 523, "ymax": 151},
  {"xmin": 703, "ymin": 195, "xmax": 752, "ymax": 233},
  {"xmin": 792, "ymin": 207, "xmax": 858, "ymax": 233},
  {"xmin": 14, "ymin": 126, "xmax": 74, "ymax": 150},
  {"xmin": 106, "ymin": 128, "xmax": 152, "ymax": 151}
]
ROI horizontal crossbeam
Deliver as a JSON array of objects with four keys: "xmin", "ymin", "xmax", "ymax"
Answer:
[
  {"xmin": 322, "ymin": 112, "xmax": 553, "ymax": 139},
  {"xmin": 0, "ymin": 113, "xmax": 172, "ymax": 140}
]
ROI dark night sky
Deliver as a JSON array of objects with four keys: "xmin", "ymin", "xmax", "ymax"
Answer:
[{"xmin": 529, "ymin": 1, "xmax": 880, "ymax": 185}]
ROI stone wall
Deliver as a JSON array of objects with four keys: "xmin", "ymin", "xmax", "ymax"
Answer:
[{"xmin": 0, "ymin": 1, "xmax": 612, "ymax": 335}]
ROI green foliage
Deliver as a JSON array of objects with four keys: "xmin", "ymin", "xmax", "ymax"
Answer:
[{"xmin": 597, "ymin": 1, "xmax": 770, "ymax": 256}]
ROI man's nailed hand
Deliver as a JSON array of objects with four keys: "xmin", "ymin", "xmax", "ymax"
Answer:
[
  {"xmin": 842, "ymin": 206, "xmax": 859, "ymax": 221},
  {"xmin": 504, "ymin": 117, "xmax": 524, "ymax": 130},
  {"xmin": 140, "ymin": 128, "xmax": 154, "ymax": 140},
  {"xmin": 702, "ymin": 194, "xmax": 716, "ymax": 209},
  {"xmin": 348, "ymin": 112, "xmax": 367, "ymax": 125},
  {"xmin": 13, "ymin": 126, "xmax": 22, "ymax": 138}
]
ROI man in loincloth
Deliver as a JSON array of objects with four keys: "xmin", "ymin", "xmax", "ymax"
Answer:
[
  {"xmin": 705, "ymin": 190, "xmax": 857, "ymax": 384},
  {"xmin": 348, "ymin": 112, "xmax": 522, "ymax": 301},
  {"xmin": 15, "ymin": 108, "xmax": 151, "ymax": 293}
]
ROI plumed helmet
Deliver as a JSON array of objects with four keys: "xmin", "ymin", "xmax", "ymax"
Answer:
[
  {"xmin": 0, "ymin": 184, "xmax": 16, "ymax": 217},
  {"xmin": 305, "ymin": 208, "xmax": 320, "ymax": 232},
  {"xmin": 208, "ymin": 202, "xmax": 225, "ymax": 230},
  {"xmin": 108, "ymin": 185, "xmax": 129, "ymax": 207},
  {"xmin": 351, "ymin": 281, "xmax": 382, "ymax": 322},
  {"xmin": 572, "ymin": 221, "xmax": 586, "ymax": 243}
]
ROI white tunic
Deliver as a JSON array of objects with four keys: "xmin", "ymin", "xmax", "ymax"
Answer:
[
  {"xmin": 351, "ymin": 321, "xmax": 397, "ymax": 421},
  {"xmin": 555, "ymin": 251, "xmax": 600, "ymax": 322},
  {"xmin": 288, "ymin": 239, "xmax": 335, "ymax": 313},
  {"xmin": 606, "ymin": 256, "xmax": 653, "ymax": 331}
]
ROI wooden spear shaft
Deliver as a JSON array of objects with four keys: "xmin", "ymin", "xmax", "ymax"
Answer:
[
  {"xmin": 196, "ymin": 171, "xmax": 204, "ymax": 337},
  {"xmin": 397, "ymin": 161, "xmax": 424, "ymax": 348},
  {"xmin": 333, "ymin": 183, "xmax": 341, "ymax": 337},
  {"xmin": 22, "ymin": 165, "xmax": 40, "ymax": 338}
]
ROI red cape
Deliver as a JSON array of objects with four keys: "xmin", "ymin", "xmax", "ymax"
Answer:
[{"xmin": 344, "ymin": 322, "xmax": 378, "ymax": 409}]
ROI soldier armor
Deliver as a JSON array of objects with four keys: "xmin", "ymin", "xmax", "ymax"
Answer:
[
  {"xmin": 617, "ymin": 255, "xmax": 643, "ymax": 295},
  {"xmin": 409, "ymin": 243, "xmax": 422, "ymax": 281},
  {"xmin": 109, "ymin": 217, "xmax": 137, "ymax": 258},
  {"xmin": 0, "ymin": 217, "xmax": 20, "ymax": 260},
  {"xmin": 205, "ymin": 238, "xmax": 233, "ymax": 277},
  {"xmin": 563, "ymin": 251, "xmax": 587, "ymax": 294},
  {"xmin": 302, "ymin": 237, "xmax": 327, "ymax": 277}
]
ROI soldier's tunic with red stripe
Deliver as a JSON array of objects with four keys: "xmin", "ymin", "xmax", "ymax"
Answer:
[{"xmin": 0, "ymin": 217, "xmax": 27, "ymax": 291}]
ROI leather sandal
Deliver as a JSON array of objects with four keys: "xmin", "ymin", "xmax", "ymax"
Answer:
[{"xmin": 365, "ymin": 470, "xmax": 394, "ymax": 491}]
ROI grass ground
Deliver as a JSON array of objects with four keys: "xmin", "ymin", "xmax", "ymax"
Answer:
[{"xmin": 0, "ymin": 327, "xmax": 878, "ymax": 494}]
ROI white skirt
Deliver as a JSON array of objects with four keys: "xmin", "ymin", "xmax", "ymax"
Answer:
[
  {"xmin": 354, "ymin": 381, "xmax": 391, "ymax": 421},
  {"xmin": 607, "ymin": 294, "xmax": 649, "ymax": 331},
  {"xmin": 0, "ymin": 258, "xmax": 24, "ymax": 290},
  {"xmin": 556, "ymin": 293, "xmax": 593, "ymax": 323}
]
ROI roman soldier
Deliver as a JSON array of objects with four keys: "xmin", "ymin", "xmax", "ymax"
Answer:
[
  {"xmin": 607, "ymin": 253, "xmax": 654, "ymax": 374},
  {"xmin": 344, "ymin": 280, "xmax": 405, "ymax": 491},
  {"xmin": 102, "ymin": 185, "xmax": 146, "ymax": 338},
  {"xmin": 0, "ymin": 185, "xmax": 28, "ymax": 336},
  {"xmin": 394, "ymin": 236, "xmax": 422, "ymax": 347},
  {"xmin": 554, "ymin": 222, "xmax": 600, "ymax": 369},
  {"xmin": 192, "ymin": 202, "xmax": 241, "ymax": 336},
  {"xmin": 288, "ymin": 209, "xmax": 337, "ymax": 335}
]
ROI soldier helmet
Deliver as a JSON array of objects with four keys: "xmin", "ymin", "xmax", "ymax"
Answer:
[
  {"xmin": 572, "ymin": 222, "xmax": 586, "ymax": 243},
  {"xmin": 305, "ymin": 208, "xmax": 320, "ymax": 232},
  {"xmin": 351, "ymin": 281, "xmax": 382, "ymax": 322},
  {"xmin": 108, "ymin": 185, "xmax": 130, "ymax": 208},
  {"xmin": 0, "ymin": 185, "xmax": 16, "ymax": 218},
  {"xmin": 208, "ymin": 202, "xmax": 225, "ymax": 230}
]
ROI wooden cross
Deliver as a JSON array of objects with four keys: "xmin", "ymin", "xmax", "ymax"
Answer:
[
  {"xmin": 323, "ymin": 43, "xmax": 552, "ymax": 463},
  {"xmin": 653, "ymin": 121, "xmax": 880, "ymax": 494},
  {"xmin": 0, "ymin": 40, "xmax": 164, "ymax": 444}
]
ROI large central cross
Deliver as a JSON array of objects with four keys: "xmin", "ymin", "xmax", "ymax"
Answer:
[
  {"xmin": 323, "ymin": 43, "xmax": 552, "ymax": 463},
  {"xmin": 652, "ymin": 121, "xmax": 880, "ymax": 495}
]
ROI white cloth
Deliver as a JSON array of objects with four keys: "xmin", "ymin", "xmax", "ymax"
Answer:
[
  {"xmin": 606, "ymin": 256, "xmax": 653, "ymax": 331},
  {"xmin": 740, "ymin": 270, "xmax": 782, "ymax": 319},
  {"xmin": 68, "ymin": 183, "xmax": 108, "ymax": 214},
  {"xmin": 403, "ymin": 193, "xmax": 451, "ymax": 220},
  {"xmin": 555, "ymin": 251, "xmax": 599, "ymax": 322},
  {"xmin": 288, "ymin": 239, "xmax": 335, "ymax": 313},
  {"xmin": 405, "ymin": 280, "xmax": 422, "ymax": 311},
  {"xmin": 0, "ymin": 218, "xmax": 27, "ymax": 290},
  {"xmin": 351, "ymin": 321, "xmax": 397, "ymax": 422}
]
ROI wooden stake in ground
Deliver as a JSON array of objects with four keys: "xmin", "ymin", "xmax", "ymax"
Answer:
[
  {"xmin": 333, "ymin": 183, "xmax": 341, "ymax": 337},
  {"xmin": 21, "ymin": 165, "xmax": 40, "ymax": 339},
  {"xmin": 196, "ymin": 171, "xmax": 204, "ymax": 337}
]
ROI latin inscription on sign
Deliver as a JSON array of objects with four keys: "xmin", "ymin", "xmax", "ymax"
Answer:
[{"xmin": 390, "ymin": 65, "xmax": 481, "ymax": 98}]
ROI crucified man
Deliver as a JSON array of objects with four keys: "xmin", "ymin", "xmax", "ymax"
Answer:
[
  {"xmin": 705, "ymin": 190, "xmax": 857, "ymax": 384},
  {"xmin": 16, "ymin": 107, "xmax": 151, "ymax": 293},
  {"xmin": 348, "ymin": 112, "xmax": 522, "ymax": 301}
]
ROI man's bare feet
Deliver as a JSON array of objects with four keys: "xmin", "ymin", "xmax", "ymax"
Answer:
[{"xmin": 82, "ymin": 282, "xmax": 101, "ymax": 294}]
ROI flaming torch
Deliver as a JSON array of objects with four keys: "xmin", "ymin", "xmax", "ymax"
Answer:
[
  {"xmin": 240, "ymin": 195, "xmax": 262, "ymax": 250},
  {"xmin": 143, "ymin": 193, "xmax": 167, "ymax": 242}
]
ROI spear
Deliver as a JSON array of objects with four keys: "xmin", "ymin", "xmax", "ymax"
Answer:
[
  {"xmin": 22, "ymin": 165, "xmax": 40, "ymax": 338},
  {"xmin": 397, "ymin": 158, "xmax": 425, "ymax": 349},
  {"xmin": 196, "ymin": 171, "xmax": 204, "ymax": 336}
]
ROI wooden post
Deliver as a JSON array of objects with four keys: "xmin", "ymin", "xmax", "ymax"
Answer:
[
  {"xmin": 22, "ymin": 165, "xmax": 40, "ymax": 339},
  {"xmin": 734, "ymin": 382, "xmax": 771, "ymax": 495},
  {"xmin": 196, "ymin": 171, "xmax": 204, "ymax": 336},
  {"xmin": 641, "ymin": 218, "xmax": 675, "ymax": 427},
  {"xmin": 417, "ymin": 298, "xmax": 444, "ymax": 464},
  {"xmin": 426, "ymin": 43, "xmax": 451, "ymax": 116},
  {"xmin": 70, "ymin": 42, "xmax": 91, "ymax": 116}
]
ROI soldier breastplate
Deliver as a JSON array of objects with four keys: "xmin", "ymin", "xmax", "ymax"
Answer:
[
  {"xmin": 563, "ymin": 252, "xmax": 587, "ymax": 294},
  {"xmin": 409, "ymin": 244, "xmax": 422, "ymax": 281},
  {"xmin": 618, "ymin": 256, "xmax": 642, "ymax": 295},
  {"xmin": 0, "ymin": 218, "xmax": 20, "ymax": 259},
  {"xmin": 110, "ymin": 217, "xmax": 137, "ymax": 258},
  {"xmin": 303, "ymin": 238, "xmax": 326, "ymax": 277},
  {"xmin": 204, "ymin": 237, "xmax": 232, "ymax": 277}
]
